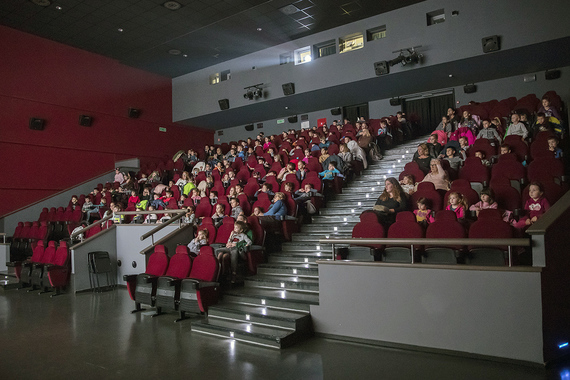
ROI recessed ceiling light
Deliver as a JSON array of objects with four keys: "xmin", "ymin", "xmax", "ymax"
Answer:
[
  {"xmin": 31, "ymin": 0, "xmax": 51, "ymax": 6},
  {"xmin": 55, "ymin": 5, "xmax": 62, "ymax": 10},
  {"xmin": 182, "ymin": 54, "xmax": 188, "ymax": 58},
  {"xmin": 257, "ymin": 27, "xmax": 262, "ymax": 31},
  {"xmin": 448, "ymin": 74, "xmax": 453, "ymax": 78},
  {"xmin": 117, "ymin": 28, "xmax": 124, "ymax": 32},
  {"xmin": 279, "ymin": 4, "xmax": 300, "ymax": 15},
  {"xmin": 168, "ymin": 49, "xmax": 182, "ymax": 55},
  {"xmin": 163, "ymin": 1, "xmax": 182, "ymax": 10}
]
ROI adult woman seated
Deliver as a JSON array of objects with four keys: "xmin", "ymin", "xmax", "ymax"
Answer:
[
  {"xmin": 413, "ymin": 143, "xmax": 433, "ymax": 174},
  {"xmin": 373, "ymin": 177, "xmax": 408, "ymax": 225},
  {"xmin": 262, "ymin": 192, "xmax": 287, "ymax": 217},
  {"xmin": 419, "ymin": 159, "xmax": 450, "ymax": 191}
]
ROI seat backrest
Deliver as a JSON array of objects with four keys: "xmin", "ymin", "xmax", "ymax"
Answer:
[
  {"xmin": 492, "ymin": 185, "xmax": 521, "ymax": 211},
  {"xmin": 214, "ymin": 218, "xmax": 235, "ymax": 244},
  {"xmin": 246, "ymin": 216, "xmax": 265, "ymax": 246},
  {"xmin": 459, "ymin": 158, "xmax": 489, "ymax": 184},
  {"xmin": 195, "ymin": 198, "xmax": 212, "ymax": 218},
  {"xmin": 164, "ymin": 246, "xmax": 192, "ymax": 279},
  {"xmin": 190, "ymin": 246, "xmax": 219, "ymax": 282},
  {"xmin": 301, "ymin": 176, "xmax": 322, "ymax": 192},
  {"xmin": 387, "ymin": 212, "xmax": 424, "ymax": 240},
  {"xmin": 14, "ymin": 222, "xmax": 24, "ymax": 239},
  {"xmin": 244, "ymin": 181, "xmax": 260, "ymax": 198},
  {"xmin": 31, "ymin": 240, "xmax": 45, "ymax": 263},
  {"xmin": 410, "ymin": 183, "xmax": 443, "ymax": 211},
  {"xmin": 426, "ymin": 215, "xmax": 466, "ymax": 248},
  {"xmin": 146, "ymin": 245, "xmax": 169, "ymax": 276},
  {"xmin": 42, "ymin": 241, "xmax": 58, "ymax": 264},
  {"xmin": 52, "ymin": 241, "xmax": 69, "ymax": 267},
  {"xmin": 352, "ymin": 212, "xmax": 385, "ymax": 249},
  {"xmin": 491, "ymin": 160, "xmax": 526, "ymax": 181},
  {"xmin": 197, "ymin": 224, "xmax": 216, "ymax": 245}
]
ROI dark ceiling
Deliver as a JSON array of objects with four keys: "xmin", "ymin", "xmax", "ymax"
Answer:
[{"xmin": 0, "ymin": 0, "xmax": 424, "ymax": 78}]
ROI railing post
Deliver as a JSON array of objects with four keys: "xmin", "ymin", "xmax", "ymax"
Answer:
[
  {"xmin": 331, "ymin": 243, "xmax": 335, "ymax": 261},
  {"xmin": 508, "ymin": 246, "xmax": 512, "ymax": 267},
  {"xmin": 410, "ymin": 244, "xmax": 414, "ymax": 263}
]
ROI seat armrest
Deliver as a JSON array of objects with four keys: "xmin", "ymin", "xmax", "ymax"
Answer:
[
  {"xmin": 145, "ymin": 276, "xmax": 158, "ymax": 284},
  {"xmin": 123, "ymin": 274, "xmax": 137, "ymax": 282},
  {"xmin": 160, "ymin": 276, "xmax": 182, "ymax": 286},
  {"xmin": 195, "ymin": 281, "xmax": 219, "ymax": 289},
  {"xmin": 6, "ymin": 261, "xmax": 23, "ymax": 267}
]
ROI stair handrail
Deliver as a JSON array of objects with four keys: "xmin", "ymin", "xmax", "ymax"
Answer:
[
  {"xmin": 319, "ymin": 237, "xmax": 530, "ymax": 267},
  {"xmin": 139, "ymin": 224, "xmax": 194, "ymax": 256},
  {"xmin": 137, "ymin": 210, "xmax": 187, "ymax": 245},
  {"xmin": 70, "ymin": 214, "xmax": 113, "ymax": 241}
]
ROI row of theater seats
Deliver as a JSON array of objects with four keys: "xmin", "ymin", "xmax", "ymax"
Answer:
[
  {"xmin": 125, "ymin": 245, "xmax": 220, "ymax": 320},
  {"xmin": 6, "ymin": 241, "xmax": 71, "ymax": 295},
  {"xmin": 350, "ymin": 209, "xmax": 515, "ymax": 266}
]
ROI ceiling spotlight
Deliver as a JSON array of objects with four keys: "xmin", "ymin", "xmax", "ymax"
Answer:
[
  {"xmin": 257, "ymin": 27, "xmax": 262, "ymax": 32},
  {"xmin": 163, "ymin": 1, "xmax": 182, "ymax": 10},
  {"xmin": 55, "ymin": 5, "xmax": 62, "ymax": 10},
  {"xmin": 243, "ymin": 83, "xmax": 264, "ymax": 101},
  {"xmin": 117, "ymin": 28, "xmax": 124, "ymax": 32}
]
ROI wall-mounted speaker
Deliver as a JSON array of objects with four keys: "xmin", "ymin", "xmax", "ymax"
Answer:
[
  {"xmin": 29, "ymin": 117, "xmax": 45, "ymax": 130},
  {"xmin": 288, "ymin": 115, "xmax": 298, "ymax": 123},
  {"xmin": 389, "ymin": 98, "xmax": 401, "ymax": 106},
  {"xmin": 245, "ymin": 124, "xmax": 254, "ymax": 131},
  {"xmin": 79, "ymin": 115, "xmax": 93, "ymax": 126},
  {"xmin": 374, "ymin": 61, "xmax": 389, "ymax": 76},
  {"xmin": 128, "ymin": 108, "xmax": 140, "ymax": 118},
  {"xmin": 331, "ymin": 108, "xmax": 342, "ymax": 115},
  {"xmin": 545, "ymin": 70, "xmax": 561, "ymax": 80},
  {"xmin": 218, "ymin": 99, "xmax": 230, "ymax": 110},
  {"xmin": 282, "ymin": 83, "xmax": 295, "ymax": 96},
  {"xmin": 463, "ymin": 84, "xmax": 477, "ymax": 94},
  {"xmin": 482, "ymin": 35, "xmax": 500, "ymax": 53}
]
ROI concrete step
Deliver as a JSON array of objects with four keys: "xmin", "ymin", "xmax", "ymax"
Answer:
[
  {"xmin": 291, "ymin": 232, "xmax": 351, "ymax": 242},
  {"xmin": 300, "ymin": 224, "xmax": 355, "ymax": 234},
  {"xmin": 222, "ymin": 287, "xmax": 319, "ymax": 312},
  {"xmin": 310, "ymin": 215, "xmax": 360, "ymax": 224},
  {"xmin": 245, "ymin": 275, "xmax": 320, "ymax": 293},
  {"xmin": 191, "ymin": 318, "xmax": 302, "ymax": 349},
  {"xmin": 267, "ymin": 254, "xmax": 330, "ymax": 265},
  {"xmin": 207, "ymin": 302, "xmax": 311, "ymax": 330},
  {"xmin": 257, "ymin": 264, "xmax": 318, "ymax": 277}
]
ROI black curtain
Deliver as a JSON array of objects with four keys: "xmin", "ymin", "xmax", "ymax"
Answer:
[
  {"xmin": 404, "ymin": 94, "xmax": 454, "ymax": 133},
  {"xmin": 343, "ymin": 103, "xmax": 369, "ymax": 124}
]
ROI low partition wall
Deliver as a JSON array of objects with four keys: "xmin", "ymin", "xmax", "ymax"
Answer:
[{"xmin": 311, "ymin": 261, "xmax": 544, "ymax": 365}]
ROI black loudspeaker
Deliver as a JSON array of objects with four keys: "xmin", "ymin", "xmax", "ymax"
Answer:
[
  {"xmin": 374, "ymin": 61, "xmax": 389, "ymax": 76},
  {"xmin": 482, "ymin": 35, "xmax": 500, "ymax": 53},
  {"xmin": 282, "ymin": 83, "xmax": 295, "ymax": 96},
  {"xmin": 331, "ymin": 108, "xmax": 341, "ymax": 115},
  {"xmin": 128, "ymin": 108, "xmax": 140, "ymax": 118},
  {"xmin": 218, "ymin": 99, "xmax": 230, "ymax": 110},
  {"xmin": 79, "ymin": 115, "xmax": 93, "ymax": 126},
  {"xmin": 29, "ymin": 117, "xmax": 45, "ymax": 130},
  {"xmin": 545, "ymin": 70, "xmax": 561, "ymax": 80},
  {"xmin": 463, "ymin": 84, "xmax": 477, "ymax": 94},
  {"xmin": 245, "ymin": 124, "xmax": 254, "ymax": 131},
  {"xmin": 389, "ymin": 98, "xmax": 401, "ymax": 106},
  {"xmin": 288, "ymin": 115, "xmax": 298, "ymax": 123}
]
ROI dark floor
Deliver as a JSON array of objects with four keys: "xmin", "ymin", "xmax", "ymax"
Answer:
[{"xmin": 0, "ymin": 286, "xmax": 568, "ymax": 380}]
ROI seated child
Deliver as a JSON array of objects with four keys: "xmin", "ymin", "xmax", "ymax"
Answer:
[
  {"xmin": 150, "ymin": 193, "xmax": 167, "ymax": 209},
  {"xmin": 178, "ymin": 194, "xmax": 187, "ymax": 208},
  {"xmin": 443, "ymin": 146, "xmax": 463, "ymax": 171},
  {"xmin": 190, "ymin": 188, "xmax": 201, "ymax": 204},
  {"xmin": 229, "ymin": 198, "xmax": 243, "ymax": 220},
  {"xmin": 209, "ymin": 191, "xmax": 219, "ymax": 206},
  {"xmin": 446, "ymin": 192, "xmax": 468, "ymax": 219},
  {"xmin": 182, "ymin": 206, "xmax": 196, "ymax": 226},
  {"xmin": 251, "ymin": 206, "xmax": 264, "ymax": 217},
  {"xmin": 319, "ymin": 162, "xmax": 341, "ymax": 180},
  {"xmin": 476, "ymin": 119, "xmax": 502, "ymax": 144},
  {"xmin": 400, "ymin": 174, "xmax": 416, "ymax": 195},
  {"xmin": 143, "ymin": 206, "xmax": 158, "ymax": 224},
  {"xmin": 469, "ymin": 188, "xmax": 498, "ymax": 216},
  {"xmin": 548, "ymin": 136, "xmax": 563, "ymax": 159},
  {"xmin": 128, "ymin": 190, "xmax": 140, "ymax": 205},
  {"xmin": 215, "ymin": 221, "xmax": 252, "ymax": 283},
  {"xmin": 187, "ymin": 229, "xmax": 208, "ymax": 256},
  {"xmin": 211, "ymin": 203, "xmax": 225, "ymax": 227},
  {"xmin": 474, "ymin": 150, "xmax": 491, "ymax": 167},
  {"xmin": 413, "ymin": 197, "xmax": 434, "ymax": 226},
  {"xmin": 158, "ymin": 212, "xmax": 172, "ymax": 224},
  {"xmin": 513, "ymin": 182, "xmax": 550, "ymax": 229}
]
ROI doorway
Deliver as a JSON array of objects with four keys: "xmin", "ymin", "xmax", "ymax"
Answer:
[
  {"xmin": 403, "ymin": 93, "xmax": 455, "ymax": 133},
  {"xmin": 343, "ymin": 103, "xmax": 369, "ymax": 124}
]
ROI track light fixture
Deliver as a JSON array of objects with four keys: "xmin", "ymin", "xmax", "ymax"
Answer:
[
  {"xmin": 388, "ymin": 46, "xmax": 424, "ymax": 67},
  {"xmin": 243, "ymin": 83, "xmax": 264, "ymax": 100}
]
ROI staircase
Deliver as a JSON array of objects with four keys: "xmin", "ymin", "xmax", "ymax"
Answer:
[{"xmin": 191, "ymin": 137, "xmax": 426, "ymax": 348}]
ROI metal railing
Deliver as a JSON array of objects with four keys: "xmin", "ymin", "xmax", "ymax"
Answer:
[
  {"xmin": 136, "ymin": 210, "xmax": 186, "ymax": 244},
  {"xmin": 319, "ymin": 237, "xmax": 531, "ymax": 267},
  {"xmin": 70, "ymin": 214, "xmax": 113, "ymax": 241}
]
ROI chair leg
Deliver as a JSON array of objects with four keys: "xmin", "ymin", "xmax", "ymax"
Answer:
[
  {"xmin": 131, "ymin": 302, "xmax": 145, "ymax": 314},
  {"xmin": 151, "ymin": 307, "xmax": 162, "ymax": 318},
  {"xmin": 50, "ymin": 288, "xmax": 63, "ymax": 298},
  {"xmin": 38, "ymin": 287, "xmax": 52, "ymax": 295},
  {"xmin": 175, "ymin": 310, "xmax": 186, "ymax": 323}
]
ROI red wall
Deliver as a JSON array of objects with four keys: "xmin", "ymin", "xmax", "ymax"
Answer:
[{"xmin": 0, "ymin": 25, "xmax": 213, "ymax": 217}]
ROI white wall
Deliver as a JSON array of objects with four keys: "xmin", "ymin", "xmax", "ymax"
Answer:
[
  {"xmin": 311, "ymin": 262, "xmax": 544, "ymax": 364},
  {"xmin": 173, "ymin": 0, "xmax": 570, "ymax": 122}
]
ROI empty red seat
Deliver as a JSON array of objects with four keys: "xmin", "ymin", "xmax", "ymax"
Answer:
[
  {"xmin": 153, "ymin": 245, "xmax": 193, "ymax": 316},
  {"xmin": 177, "ymin": 246, "xmax": 220, "ymax": 319},
  {"xmin": 124, "ymin": 245, "xmax": 169, "ymax": 312},
  {"xmin": 467, "ymin": 211, "xmax": 513, "ymax": 266},
  {"xmin": 423, "ymin": 211, "xmax": 466, "ymax": 264},
  {"xmin": 351, "ymin": 211, "xmax": 385, "ymax": 252},
  {"xmin": 384, "ymin": 211, "xmax": 424, "ymax": 263},
  {"xmin": 459, "ymin": 157, "xmax": 489, "ymax": 185},
  {"xmin": 42, "ymin": 241, "xmax": 71, "ymax": 295}
]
